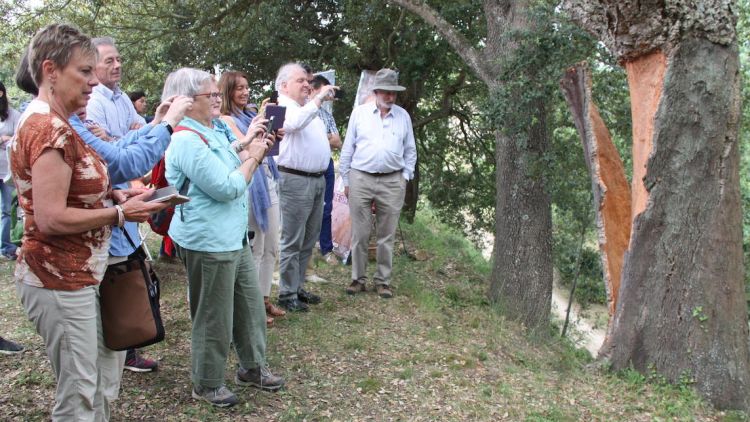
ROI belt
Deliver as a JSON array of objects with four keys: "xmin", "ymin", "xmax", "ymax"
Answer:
[
  {"xmin": 359, "ymin": 169, "xmax": 401, "ymax": 176},
  {"xmin": 278, "ymin": 165, "xmax": 325, "ymax": 178}
]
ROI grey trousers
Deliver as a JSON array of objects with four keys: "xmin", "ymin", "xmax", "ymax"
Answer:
[
  {"xmin": 175, "ymin": 244, "xmax": 266, "ymax": 389},
  {"xmin": 16, "ymin": 282, "xmax": 126, "ymax": 422},
  {"xmin": 348, "ymin": 169, "xmax": 406, "ymax": 286},
  {"xmin": 278, "ymin": 172, "xmax": 325, "ymax": 298}
]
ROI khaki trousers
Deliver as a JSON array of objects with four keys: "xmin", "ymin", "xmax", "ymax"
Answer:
[
  {"xmin": 348, "ymin": 169, "xmax": 406, "ymax": 286},
  {"xmin": 16, "ymin": 282, "xmax": 125, "ymax": 422},
  {"xmin": 249, "ymin": 201, "xmax": 280, "ymax": 297}
]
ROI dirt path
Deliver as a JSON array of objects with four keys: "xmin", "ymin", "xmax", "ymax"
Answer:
[{"xmin": 479, "ymin": 232, "xmax": 606, "ymax": 357}]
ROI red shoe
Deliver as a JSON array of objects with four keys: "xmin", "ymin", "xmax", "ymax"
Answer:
[{"xmin": 124, "ymin": 350, "xmax": 158, "ymax": 372}]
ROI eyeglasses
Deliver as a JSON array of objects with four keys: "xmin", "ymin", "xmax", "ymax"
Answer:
[{"xmin": 194, "ymin": 92, "xmax": 222, "ymax": 99}]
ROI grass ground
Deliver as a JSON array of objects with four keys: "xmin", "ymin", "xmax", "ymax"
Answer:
[{"xmin": 0, "ymin": 211, "xmax": 744, "ymax": 421}]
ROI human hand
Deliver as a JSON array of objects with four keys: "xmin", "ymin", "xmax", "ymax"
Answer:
[
  {"xmin": 314, "ymin": 85, "xmax": 338, "ymax": 103},
  {"xmin": 112, "ymin": 187, "xmax": 151, "ymax": 204},
  {"xmin": 245, "ymin": 132, "xmax": 273, "ymax": 162},
  {"xmin": 129, "ymin": 122, "xmax": 144, "ymax": 131},
  {"xmin": 247, "ymin": 117, "xmax": 269, "ymax": 140},
  {"xmin": 89, "ymin": 126, "xmax": 111, "ymax": 141},
  {"xmin": 120, "ymin": 190, "xmax": 170, "ymax": 222},
  {"xmin": 155, "ymin": 95, "xmax": 193, "ymax": 127}
]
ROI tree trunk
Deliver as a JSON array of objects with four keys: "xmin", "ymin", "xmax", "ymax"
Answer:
[
  {"xmin": 562, "ymin": 0, "xmax": 750, "ymax": 411},
  {"xmin": 488, "ymin": 99, "xmax": 553, "ymax": 330},
  {"xmin": 560, "ymin": 63, "xmax": 631, "ymax": 335},
  {"xmin": 389, "ymin": 0, "xmax": 555, "ymax": 330},
  {"xmin": 603, "ymin": 37, "xmax": 750, "ymax": 411}
]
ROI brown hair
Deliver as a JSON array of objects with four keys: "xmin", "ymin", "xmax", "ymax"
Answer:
[
  {"xmin": 218, "ymin": 71, "xmax": 249, "ymax": 116},
  {"xmin": 28, "ymin": 24, "xmax": 96, "ymax": 86}
]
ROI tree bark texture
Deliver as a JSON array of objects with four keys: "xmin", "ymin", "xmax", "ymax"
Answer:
[
  {"xmin": 560, "ymin": 63, "xmax": 631, "ymax": 321},
  {"xmin": 562, "ymin": 1, "xmax": 750, "ymax": 410},
  {"xmin": 489, "ymin": 101, "xmax": 553, "ymax": 330},
  {"xmin": 605, "ymin": 37, "xmax": 750, "ymax": 411}
]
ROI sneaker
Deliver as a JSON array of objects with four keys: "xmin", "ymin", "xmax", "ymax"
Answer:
[
  {"xmin": 376, "ymin": 285, "xmax": 393, "ymax": 299},
  {"xmin": 124, "ymin": 350, "xmax": 159, "ymax": 372},
  {"xmin": 192, "ymin": 384, "xmax": 238, "ymax": 407},
  {"xmin": 0, "ymin": 337, "xmax": 24, "ymax": 355},
  {"xmin": 323, "ymin": 252, "xmax": 339, "ymax": 265},
  {"xmin": 278, "ymin": 296, "xmax": 309, "ymax": 312},
  {"xmin": 346, "ymin": 280, "xmax": 367, "ymax": 295},
  {"xmin": 235, "ymin": 366, "xmax": 285, "ymax": 391},
  {"xmin": 298, "ymin": 288, "xmax": 321, "ymax": 304}
]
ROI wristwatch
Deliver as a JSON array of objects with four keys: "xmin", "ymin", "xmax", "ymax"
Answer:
[{"xmin": 160, "ymin": 121, "xmax": 174, "ymax": 135}]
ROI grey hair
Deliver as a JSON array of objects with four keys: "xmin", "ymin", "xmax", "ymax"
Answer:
[
  {"xmin": 161, "ymin": 67, "xmax": 212, "ymax": 101},
  {"xmin": 274, "ymin": 62, "xmax": 304, "ymax": 91},
  {"xmin": 28, "ymin": 24, "xmax": 96, "ymax": 86},
  {"xmin": 91, "ymin": 36, "xmax": 116, "ymax": 49}
]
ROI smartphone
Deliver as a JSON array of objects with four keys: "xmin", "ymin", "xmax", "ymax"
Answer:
[
  {"xmin": 334, "ymin": 88, "xmax": 345, "ymax": 99},
  {"xmin": 269, "ymin": 90, "xmax": 278, "ymax": 104}
]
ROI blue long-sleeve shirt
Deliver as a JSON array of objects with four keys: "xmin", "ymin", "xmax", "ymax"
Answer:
[
  {"xmin": 69, "ymin": 115, "xmax": 170, "ymax": 185},
  {"xmin": 70, "ymin": 115, "xmax": 171, "ymax": 256},
  {"xmin": 166, "ymin": 117, "xmax": 250, "ymax": 252}
]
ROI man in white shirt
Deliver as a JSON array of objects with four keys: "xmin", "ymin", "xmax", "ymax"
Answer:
[
  {"xmin": 275, "ymin": 63, "xmax": 337, "ymax": 312},
  {"xmin": 339, "ymin": 68, "xmax": 417, "ymax": 299}
]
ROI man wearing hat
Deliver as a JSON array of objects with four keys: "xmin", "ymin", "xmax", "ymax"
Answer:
[{"xmin": 339, "ymin": 68, "xmax": 417, "ymax": 298}]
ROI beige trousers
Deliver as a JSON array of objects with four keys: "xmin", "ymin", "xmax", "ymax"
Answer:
[
  {"xmin": 16, "ymin": 282, "xmax": 125, "ymax": 422},
  {"xmin": 348, "ymin": 169, "xmax": 406, "ymax": 286},
  {"xmin": 249, "ymin": 201, "xmax": 280, "ymax": 297}
]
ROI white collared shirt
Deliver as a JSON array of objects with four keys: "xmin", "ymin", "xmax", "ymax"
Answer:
[
  {"xmin": 276, "ymin": 94, "xmax": 331, "ymax": 173},
  {"xmin": 339, "ymin": 102, "xmax": 417, "ymax": 185}
]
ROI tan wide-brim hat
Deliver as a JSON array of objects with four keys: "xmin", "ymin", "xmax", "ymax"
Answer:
[{"xmin": 371, "ymin": 68, "xmax": 406, "ymax": 92}]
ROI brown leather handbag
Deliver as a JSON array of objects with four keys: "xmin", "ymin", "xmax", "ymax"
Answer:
[{"xmin": 99, "ymin": 231, "xmax": 165, "ymax": 351}]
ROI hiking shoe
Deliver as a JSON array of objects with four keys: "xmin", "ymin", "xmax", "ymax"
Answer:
[
  {"xmin": 278, "ymin": 296, "xmax": 309, "ymax": 312},
  {"xmin": 235, "ymin": 366, "xmax": 285, "ymax": 391},
  {"xmin": 376, "ymin": 285, "xmax": 393, "ymax": 299},
  {"xmin": 0, "ymin": 337, "xmax": 24, "ymax": 355},
  {"xmin": 298, "ymin": 288, "xmax": 321, "ymax": 304},
  {"xmin": 346, "ymin": 280, "xmax": 367, "ymax": 295},
  {"xmin": 124, "ymin": 350, "xmax": 159, "ymax": 372},
  {"xmin": 192, "ymin": 385, "xmax": 238, "ymax": 407}
]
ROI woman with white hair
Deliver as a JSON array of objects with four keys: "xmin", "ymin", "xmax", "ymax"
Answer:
[{"xmin": 162, "ymin": 67, "xmax": 284, "ymax": 408}]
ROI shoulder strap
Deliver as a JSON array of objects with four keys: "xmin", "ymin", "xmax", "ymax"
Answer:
[
  {"xmin": 172, "ymin": 126, "xmax": 209, "ymax": 222},
  {"xmin": 174, "ymin": 126, "xmax": 209, "ymax": 145}
]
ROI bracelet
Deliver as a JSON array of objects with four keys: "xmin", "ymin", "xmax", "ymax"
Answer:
[
  {"xmin": 246, "ymin": 156, "xmax": 260, "ymax": 166},
  {"xmin": 114, "ymin": 205, "xmax": 125, "ymax": 228}
]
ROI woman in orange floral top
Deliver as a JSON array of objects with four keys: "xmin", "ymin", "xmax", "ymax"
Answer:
[{"xmin": 11, "ymin": 24, "xmax": 168, "ymax": 421}]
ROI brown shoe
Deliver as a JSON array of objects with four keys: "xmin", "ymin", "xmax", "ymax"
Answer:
[
  {"xmin": 376, "ymin": 285, "xmax": 393, "ymax": 299},
  {"xmin": 265, "ymin": 297, "xmax": 286, "ymax": 317},
  {"xmin": 346, "ymin": 280, "xmax": 367, "ymax": 295}
]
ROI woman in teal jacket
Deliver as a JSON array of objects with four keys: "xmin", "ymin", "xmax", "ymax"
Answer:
[{"xmin": 162, "ymin": 68, "xmax": 284, "ymax": 408}]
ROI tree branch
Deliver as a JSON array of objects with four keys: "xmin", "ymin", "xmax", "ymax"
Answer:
[{"xmin": 387, "ymin": 0, "xmax": 495, "ymax": 87}]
